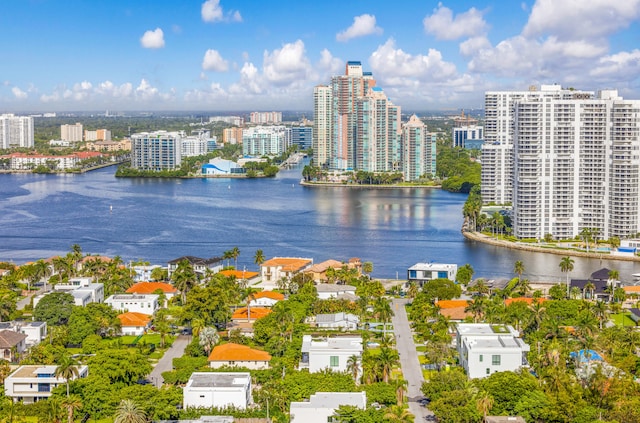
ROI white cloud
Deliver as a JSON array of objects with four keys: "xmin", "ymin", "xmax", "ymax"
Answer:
[
  {"xmin": 12, "ymin": 87, "xmax": 27, "ymax": 100},
  {"xmin": 95, "ymin": 80, "xmax": 133, "ymax": 98},
  {"xmin": 459, "ymin": 36, "xmax": 491, "ymax": 57},
  {"xmin": 523, "ymin": 0, "xmax": 640, "ymax": 40},
  {"xmin": 140, "ymin": 28, "xmax": 165, "ymax": 49},
  {"xmin": 423, "ymin": 4, "xmax": 488, "ymax": 40},
  {"xmin": 202, "ymin": 49, "xmax": 229, "ymax": 72},
  {"xmin": 263, "ymin": 40, "xmax": 312, "ymax": 86},
  {"xmin": 336, "ymin": 14, "xmax": 383, "ymax": 42},
  {"xmin": 201, "ymin": 0, "xmax": 242, "ymax": 23},
  {"xmin": 318, "ymin": 49, "xmax": 342, "ymax": 73},
  {"xmin": 590, "ymin": 49, "xmax": 640, "ymax": 80}
]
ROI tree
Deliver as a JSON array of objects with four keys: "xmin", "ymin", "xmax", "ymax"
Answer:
[
  {"xmin": 88, "ymin": 350, "xmax": 152, "ymax": 385},
  {"xmin": 346, "ymin": 354, "xmax": 360, "ymax": 383},
  {"xmin": 253, "ymin": 249, "xmax": 265, "ymax": 268},
  {"xmin": 383, "ymin": 405, "xmax": 414, "ymax": 422},
  {"xmin": 113, "ymin": 399, "xmax": 148, "ymax": 423},
  {"xmin": 584, "ymin": 281, "xmax": 596, "ymax": 300},
  {"xmin": 61, "ymin": 395, "xmax": 82, "ymax": 423},
  {"xmin": 33, "ymin": 292, "xmax": 75, "ymax": 326},
  {"xmin": 456, "ymin": 264, "xmax": 474, "ymax": 286},
  {"xmin": 55, "ymin": 355, "xmax": 80, "ymax": 397},
  {"xmin": 230, "ymin": 246, "xmax": 240, "ymax": 269},
  {"xmin": 362, "ymin": 262, "xmax": 373, "ymax": 279},
  {"xmin": 150, "ymin": 267, "xmax": 168, "ymax": 282},
  {"xmin": 559, "ymin": 256, "xmax": 575, "ymax": 298},
  {"xmin": 378, "ymin": 347, "xmax": 400, "ymax": 383},
  {"xmin": 171, "ymin": 259, "xmax": 198, "ymax": 304},
  {"xmin": 514, "ymin": 260, "xmax": 525, "ymax": 284},
  {"xmin": 476, "ymin": 391, "xmax": 494, "ymax": 419},
  {"xmin": 198, "ymin": 327, "xmax": 219, "ymax": 355},
  {"xmin": 421, "ymin": 278, "xmax": 462, "ymax": 302}
]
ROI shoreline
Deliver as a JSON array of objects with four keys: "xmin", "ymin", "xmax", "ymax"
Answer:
[
  {"xmin": 462, "ymin": 230, "xmax": 640, "ymax": 263},
  {"xmin": 300, "ymin": 180, "xmax": 441, "ymax": 189}
]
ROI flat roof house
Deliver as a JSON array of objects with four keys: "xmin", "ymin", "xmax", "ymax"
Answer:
[
  {"xmin": 456, "ymin": 323, "xmax": 530, "ymax": 379},
  {"xmin": 0, "ymin": 321, "xmax": 47, "ymax": 347},
  {"xmin": 290, "ymin": 392, "xmax": 367, "ymax": 423},
  {"xmin": 301, "ymin": 335, "xmax": 362, "ymax": 373},
  {"xmin": 168, "ymin": 256, "xmax": 223, "ymax": 279},
  {"xmin": 5, "ymin": 365, "xmax": 88, "ymax": 403},
  {"xmin": 408, "ymin": 262, "xmax": 458, "ymax": 286},
  {"xmin": 315, "ymin": 284, "xmax": 357, "ymax": 301},
  {"xmin": 314, "ymin": 312, "xmax": 359, "ymax": 330},
  {"xmin": 183, "ymin": 372, "xmax": 252, "ymax": 410},
  {"xmin": 105, "ymin": 294, "xmax": 159, "ymax": 315}
]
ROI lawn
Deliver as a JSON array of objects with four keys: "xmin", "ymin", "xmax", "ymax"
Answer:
[
  {"xmin": 610, "ymin": 312, "xmax": 637, "ymax": 327},
  {"xmin": 119, "ymin": 333, "xmax": 174, "ymax": 346}
]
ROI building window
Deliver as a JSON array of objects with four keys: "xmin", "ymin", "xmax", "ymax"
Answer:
[
  {"xmin": 486, "ymin": 368, "xmax": 490, "ymax": 375},
  {"xmin": 330, "ymin": 356, "xmax": 339, "ymax": 367},
  {"xmin": 492, "ymin": 355, "xmax": 501, "ymax": 365},
  {"xmin": 479, "ymin": 354, "xmax": 483, "ymax": 362}
]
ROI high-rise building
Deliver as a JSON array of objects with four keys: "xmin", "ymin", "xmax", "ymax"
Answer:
[
  {"xmin": 250, "ymin": 112, "xmax": 282, "ymax": 124},
  {"xmin": 223, "ymin": 127, "xmax": 244, "ymax": 144},
  {"xmin": 209, "ymin": 116, "xmax": 244, "ymax": 126},
  {"xmin": 313, "ymin": 85, "xmax": 332, "ymax": 167},
  {"xmin": 131, "ymin": 131, "xmax": 182, "ymax": 171},
  {"xmin": 61, "ymin": 123, "xmax": 84, "ymax": 142},
  {"xmin": 481, "ymin": 85, "xmax": 592, "ymax": 205},
  {"xmin": 286, "ymin": 126, "xmax": 313, "ymax": 150},
  {"xmin": 0, "ymin": 114, "xmax": 34, "ymax": 149},
  {"xmin": 453, "ymin": 125, "xmax": 484, "ymax": 149},
  {"xmin": 84, "ymin": 129, "xmax": 111, "ymax": 141},
  {"xmin": 402, "ymin": 115, "xmax": 437, "ymax": 181},
  {"xmin": 511, "ymin": 89, "xmax": 640, "ymax": 240},
  {"xmin": 242, "ymin": 126, "xmax": 288, "ymax": 156}
]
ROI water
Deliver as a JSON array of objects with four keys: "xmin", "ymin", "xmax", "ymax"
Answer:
[{"xmin": 0, "ymin": 163, "xmax": 638, "ymax": 282}]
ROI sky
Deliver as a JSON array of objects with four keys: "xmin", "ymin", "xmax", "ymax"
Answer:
[{"xmin": 1, "ymin": 0, "xmax": 639, "ymax": 112}]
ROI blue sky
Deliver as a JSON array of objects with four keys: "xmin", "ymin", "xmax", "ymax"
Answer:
[{"xmin": 1, "ymin": 0, "xmax": 639, "ymax": 112}]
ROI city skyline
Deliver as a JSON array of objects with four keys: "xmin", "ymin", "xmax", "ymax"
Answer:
[{"xmin": 1, "ymin": 0, "xmax": 639, "ymax": 112}]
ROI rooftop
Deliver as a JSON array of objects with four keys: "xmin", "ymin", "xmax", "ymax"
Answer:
[
  {"xmin": 0, "ymin": 329, "xmax": 27, "ymax": 348},
  {"xmin": 9, "ymin": 364, "xmax": 88, "ymax": 379},
  {"xmin": 117, "ymin": 312, "xmax": 152, "ymax": 327},
  {"xmin": 232, "ymin": 307, "xmax": 272, "ymax": 320},
  {"xmin": 408, "ymin": 262, "xmax": 457, "ymax": 271},
  {"xmin": 126, "ymin": 282, "xmax": 177, "ymax": 294},
  {"xmin": 106, "ymin": 294, "xmax": 158, "ymax": 301},
  {"xmin": 250, "ymin": 291, "xmax": 285, "ymax": 301},
  {"xmin": 208, "ymin": 343, "xmax": 272, "ymax": 362},
  {"xmin": 456, "ymin": 323, "xmax": 518, "ymax": 337},
  {"xmin": 315, "ymin": 284, "xmax": 356, "ymax": 293},
  {"xmin": 261, "ymin": 257, "xmax": 313, "ymax": 272},
  {"xmin": 186, "ymin": 372, "xmax": 250, "ymax": 389},
  {"xmin": 315, "ymin": 312, "xmax": 359, "ymax": 324},
  {"xmin": 219, "ymin": 269, "xmax": 260, "ymax": 280},
  {"xmin": 291, "ymin": 392, "xmax": 367, "ymax": 410}
]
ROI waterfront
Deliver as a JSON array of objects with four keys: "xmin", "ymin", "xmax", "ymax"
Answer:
[{"xmin": 0, "ymin": 163, "xmax": 638, "ymax": 282}]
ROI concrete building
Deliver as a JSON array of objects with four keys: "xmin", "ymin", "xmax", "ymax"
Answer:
[
  {"xmin": 403, "ymin": 114, "xmax": 437, "ymax": 181},
  {"xmin": 130, "ymin": 265, "xmax": 162, "ymax": 282},
  {"xmin": 4, "ymin": 365, "xmax": 89, "ymax": 403},
  {"xmin": 511, "ymin": 89, "xmax": 640, "ymax": 240},
  {"xmin": 208, "ymin": 343, "xmax": 272, "ymax": 370},
  {"xmin": 201, "ymin": 158, "xmax": 244, "ymax": 175},
  {"xmin": 315, "ymin": 284, "xmax": 357, "ymax": 300},
  {"xmin": 481, "ymin": 84, "xmax": 593, "ymax": 205},
  {"xmin": 117, "ymin": 312, "xmax": 152, "ymax": 336},
  {"xmin": 210, "ymin": 116, "xmax": 244, "ymax": 126},
  {"xmin": 84, "ymin": 129, "xmax": 111, "ymax": 141},
  {"xmin": 0, "ymin": 330, "xmax": 27, "ymax": 362},
  {"xmin": 456, "ymin": 323, "xmax": 530, "ymax": 379},
  {"xmin": 131, "ymin": 131, "xmax": 182, "ymax": 171},
  {"xmin": 290, "ymin": 392, "xmax": 367, "ymax": 423},
  {"xmin": 407, "ymin": 263, "xmax": 458, "ymax": 286},
  {"xmin": 314, "ymin": 312, "xmax": 359, "ymax": 330},
  {"xmin": 453, "ymin": 125, "xmax": 484, "ymax": 149},
  {"xmin": 167, "ymin": 255, "xmax": 223, "ymax": 279},
  {"xmin": 33, "ymin": 281, "xmax": 104, "ymax": 308},
  {"xmin": 247, "ymin": 291, "xmax": 284, "ymax": 308},
  {"xmin": 242, "ymin": 126, "xmax": 288, "ymax": 156},
  {"xmin": 105, "ymin": 294, "xmax": 159, "ymax": 315},
  {"xmin": 313, "ymin": 85, "xmax": 333, "ymax": 167},
  {"xmin": 223, "ymin": 127, "xmax": 244, "ymax": 144},
  {"xmin": 60, "ymin": 123, "xmax": 83, "ymax": 142},
  {"xmin": 249, "ymin": 111, "xmax": 282, "ymax": 124},
  {"xmin": 260, "ymin": 257, "xmax": 313, "ymax": 284},
  {"xmin": 300, "ymin": 335, "xmax": 362, "ymax": 373},
  {"xmin": 0, "ymin": 114, "xmax": 34, "ymax": 148},
  {"xmin": 286, "ymin": 126, "xmax": 313, "ymax": 150},
  {"xmin": 0, "ymin": 321, "xmax": 47, "ymax": 346},
  {"xmin": 183, "ymin": 372, "xmax": 252, "ymax": 410}
]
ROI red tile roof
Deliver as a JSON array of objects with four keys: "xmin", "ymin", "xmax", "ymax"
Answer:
[
  {"xmin": 117, "ymin": 312, "xmax": 152, "ymax": 327},
  {"xmin": 250, "ymin": 291, "xmax": 285, "ymax": 301},
  {"xmin": 504, "ymin": 297, "xmax": 547, "ymax": 306},
  {"xmin": 220, "ymin": 269, "xmax": 260, "ymax": 279},
  {"xmin": 208, "ymin": 343, "xmax": 272, "ymax": 362},
  {"xmin": 435, "ymin": 300, "xmax": 469, "ymax": 309},
  {"xmin": 127, "ymin": 282, "xmax": 177, "ymax": 294},
  {"xmin": 261, "ymin": 257, "xmax": 312, "ymax": 272},
  {"xmin": 232, "ymin": 307, "xmax": 272, "ymax": 320}
]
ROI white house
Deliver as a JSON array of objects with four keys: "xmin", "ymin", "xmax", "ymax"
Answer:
[
  {"xmin": 131, "ymin": 265, "xmax": 162, "ymax": 282},
  {"xmin": 117, "ymin": 312, "xmax": 152, "ymax": 336},
  {"xmin": 4, "ymin": 365, "xmax": 88, "ymax": 403},
  {"xmin": 208, "ymin": 343, "xmax": 272, "ymax": 370},
  {"xmin": 407, "ymin": 262, "xmax": 458, "ymax": 286},
  {"xmin": 105, "ymin": 294, "xmax": 159, "ymax": 315},
  {"xmin": 300, "ymin": 335, "xmax": 362, "ymax": 373},
  {"xmin": 315, "ymin": 284, "xmax": 357, "ymax": 300},
  {"xmin": 456, "ymin": 323, "xmax": 530, "ymax": 379},
  {"xmin": 248, "ymin": 291, "xmax": 285, "ymax": 308},
  {"xmin": 183, "ymin": 372, "xmax": 252, "ymax": 410},
  {"xmin": 290, "ymin": 392, "xmax": 367, "ymax": 423},
  {"xmin": 314, "ymin": 313, "xmax": 359, "ymax": 330},
  {"xmin": 35, "ymin": 281, "xmax": 104, "ymax": 308},
  {"xmin": 167, "ymin": 256, "xmax": 223, "ymax": 279},
  {"xmin": 0, "ymin": 322, "xmax": 47, "ymax": 347}
]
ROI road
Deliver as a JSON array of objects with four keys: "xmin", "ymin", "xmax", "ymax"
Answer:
[
  {"xmin": 149, "ymin": 334, "xmax": 191, "ymax": 387},
  {"xmin": 392, "ymin": 298, "xmax": 435, "ymax": 421}
]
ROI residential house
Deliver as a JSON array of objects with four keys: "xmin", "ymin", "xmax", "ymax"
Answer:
[
  {"xmin": 456, "ymin": 323, "xmax": 530, "ymax": 379},
  {"xmin": 168, "ymin": 256, "xmax": 223, "ymax": 279},
  {"xmin": 435, "ymin": 300, "xmax": 471, "ymax": 322},
  {"xmin": 260, "ymin": 257, "xmax": 313, "ymax": 284},
  {"xmin": 315, "ymin": 284, "xmax": 357, "ymax": 301},
  {"xmin": 0, "ymin": 321, "xmax": 47, "ymax": 346},
  {"xmin": 300, "ymin": 335, "xmax": 363, "ymax": 373},
  {"xmin": 407, "ymin": 262, "xmax": 458, "ymax": 286},
  {"xmin": 304, "ymin": 258, "xmax": 362, "ymax": 283},
  {"xmin": 183, "ymin": 372, "xmax": 252, "ymax": 410},
  {"xmin": 231, "ymin": 307, "xmax": 272, "ymax": 323},
  {"xmin": 208, "ymin": 343, "xmax": 272, "ymax": 370},
  {"xmin": 126, "ymin": 282, "xmax": 177, "ymax": 306},
  {"xmin": 117, "ymin": 312, "xmax": 152, "ymax": 336},
  {"xmin": 105, "ymin": 294, "xmax": 159, "ymax": 315},
  {"xmin": 130, "ymin": 265, "xmax": 162, "ymax": 282},
  {"xmin": 0, "ymin": 330, "xmax": 27, "ymax": 362},
  {"xmin": 4, "ymin": 364, "xmax": 89, "ymax": 403},
  {"xmin": 290, "ymin": 392, "xmax": 367, "ymax": 423},
  {"xmin": 35, "ymin": 280, "xmax": 104, "ymax": 307},
  {"xmin": 313, "ymin": 312, "xmax": 359, "ymax": 330},
  {"xmin": 248, "ymin": 291, "xmax": 284, "ymax": 308},
  {"xmin": 570, "ymin": 268, "xmax": 620, "ymax": 301},
  {"xmin": 219, "ymin": 269, "xmax": 260, "ymax": 285}
]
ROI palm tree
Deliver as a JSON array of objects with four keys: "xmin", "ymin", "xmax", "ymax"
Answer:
[
  {"xmin": 392, "ymin": 378, "xmax": 409, "ymax": 406},
  {"xmin": 198, "ymin": 327, "xmax": 220, "ymax": 355},
  {"xmin": 559, "ymin": 256, "xmax": 575, "ymax": 298},
  {"xmin": 593, "ymin": 301, "xmax": 608, "ymax": 329},
  {"xmin": 190, "ymin": 318, "xmax": 205, "ymax": 337},
  {"xmin": 383, "ymin": 405, "xmax": 414, "ymax": 422},
  {"xmin": 362, "ymin": 262, "xmax": 373, "ymax": 279},
  {"xmin": 518, "ymin": 278, "xmax": 531, "ymax": 297},
  {"xmin": 476, "ymin": 391, "xmax": 494, "ymax": 419},
  {"xmin": 230, "ymin": 246, "xmax": 240, "ymax": 269},
  {"xmin": 114, "ymin": 399, "xmax": 148, "ymax": 423},
  {"xmin": 253, "ymin": 249, "xmax": 265, "ymax": 269},
  {"xmin": 514, "ymin": 260, "xmax": 525, "ymax": 284},
  {"xmin": 171, "ymin": 259, "xmax": 197, "ymax": 303},
  {"xmin": 346, "ymin": 354, "xmax": 360, "ymax": 383},
  {"xmin": 61, "ymin": 395, "xmax": 82, "ymax": 423},
  {"xmin": 54, "ymin": 355, "xmax": 79, "ymax": 398},
  {"xmin": 378, "ymin": 347, "xmax": 400, "ymax": 383},
  {"xmin": 45, "ymin": 397, "xmax": 65, "ymax": 423},
  {"xmin": 407, "ymin": 282, "xmax": 419, "ymax": 299},
  {"xmin": 584, "ymin": 281, "xmax": 596, "ymax": 300}
]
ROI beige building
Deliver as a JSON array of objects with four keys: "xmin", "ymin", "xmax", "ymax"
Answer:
[
  {"xmin": 223, "ymin": 127, "xmax": 244, "ymax": 144},
  {"xmin": 60, "ymin": 123, "xmax": 83, "ymax": 142}
]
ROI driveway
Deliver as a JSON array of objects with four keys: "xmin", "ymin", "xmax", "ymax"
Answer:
[
  {"xmin": 149, "ymin": 334, "xmax": 191, "ymax": 387},
  {"xmin": 392, "ymin": 298, "xmax": 435, "ymax": 421}
]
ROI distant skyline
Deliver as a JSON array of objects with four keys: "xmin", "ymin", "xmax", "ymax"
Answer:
[{"xmin": 1, "ymin": 0, "xmax": 639, "ymax": 112}]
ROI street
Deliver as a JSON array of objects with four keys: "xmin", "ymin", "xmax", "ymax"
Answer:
[{"xmin": 148, "ymin": 334, "xmax": 191, "ymax": 387}]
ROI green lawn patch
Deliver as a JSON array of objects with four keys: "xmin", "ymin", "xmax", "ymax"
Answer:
[
  {"xmin": 416, "ymin": 345, "xmax": 426, "ymax": 352},
  {"xmin": 611, "ymin": 312, "xmax": 637, "ymax": 327}
]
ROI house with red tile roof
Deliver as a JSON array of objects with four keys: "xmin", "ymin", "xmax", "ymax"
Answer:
[
  {"xmin": 435, "ymin": 299, "xmax": 471, "ymax": 322},
  {"xmin": 231, "ymin": 307, "xmax": 272, "ymax": 322},
  {"xmin": 117, "ymin": 312, "xmax": 152, "ymax": 336},
  {"xmin": 248, "ymin": 291, "xmax": 285, "ymax": 307},
  {"xmin": 504, "ymin": 297, "xmax": 547, "ymax": 306},
  {"xmin": 208, "ymin": 343, "xmax": 272, "ymax": 369},
  {"xmin": 126, "ymin": 282, "xmax": 177, "ymax": 305},
  {"xmin": 260, "ymin": 257, "xmax": 313, "ymax": 286},
  {"xmin": 219, "ymin": 269, "xmax": 260, "ymax": 283},
  {"xmin": 304, "ymin": 258, "xmax": 362, "ymax": 283}
]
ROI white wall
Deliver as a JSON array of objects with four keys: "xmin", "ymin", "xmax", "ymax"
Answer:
[{"xmin": 183, "ymin": 386, "xmax": 249, "ymax": 409}]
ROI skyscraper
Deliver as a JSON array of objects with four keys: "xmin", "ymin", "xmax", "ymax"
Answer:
[
  {"xmin": 402, "ymin": 115, "xmax": 437, "ymax": 181},
  {"xmin": 131, "ymin": 131, "xmax": 182, "ymax": 171},
  {"xmin": 60, "ymin": 123, "xmax": 84, "ymax": 142},
  {"xmin": 312, "ymin": 85, "xmax": 332, "ymax": 167},
  {"xmin": 0, "ymin": 114, "xmax": 34, "ymax": 149}
]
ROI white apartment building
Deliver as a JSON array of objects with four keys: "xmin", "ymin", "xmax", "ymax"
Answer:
[
  {"xmin": 242, "ymin": 126, "xmax": 288, "ymax": 156},
  {"xmin": 131, "ymin": 131, "xmax": 182, "ymax": 170},
  {"xmin": 300, "ymin": 335, "xmax": 362, "ymax": 373},
  {"xmin": 290, "ymin": 392, "xmax": 367, "ymax": 423},
  {"xmin": 60, "ymin": 123, "xmax": 83, "ymax": 142},
  {"xmin": 5, "ymin": 365, "xmax": 89, "ymax": 404},
  {"xmin": 456, "ymin": 323, "xmax": 530, "ymax": 379},
  {"xmin": 511, "ymin": 89, "xmax": 640, "ymax": 240},
  {"xmin": 181, "ymin": 136, "xmax": 208, "ymax": 157},
  {"xmin": 481, "ymin": 85, "xmax": 593, "ymax": 205},
  {"xmin": 403, "ymin": 114, "xmax": 437, "ymax": 181},
  {"xmin": 105, "ymin": 294, "xmax": 158, "ymax": 315},
  {"xmin": 407, "ymin": 262, "xmax": 458, "ymax": 286},
  {"xmin": 183, "ymin": 372, "xmax": 252, "ymax": 410},
  {"xmin": 313, "ymin": 85, "xmax": 332, "ymax": 167},
  {"xmin": 209, "ymin": 116, "xmax": 244, "ymax": 126},
  {"xmin": 0, "ymin": 114, "xmax": 34, "ymax": 148},
  {"xmin": 249, "ymin": 111, "xmax": 282, "ymax": 124}
]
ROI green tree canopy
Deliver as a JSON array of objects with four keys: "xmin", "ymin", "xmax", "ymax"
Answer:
[{"xmin": 33, "ymin": 292, "xmax": 75, "ymax": 326}]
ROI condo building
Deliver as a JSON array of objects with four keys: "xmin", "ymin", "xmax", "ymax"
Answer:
[
  {"xmin": 131, "ymin": 131, "xmax": 182, "ymax": 170},
  {"xmin": 249, "ymin": 111, "xmax": 282, "ymax": 124},
  {"xmin": 286, "ymin": 126, "xmax": 313, "ymax": 150},
  {"xmin": 0, "ymin": 114, "xmax": 34, "ymax": 149},
  {"xmin": 223, "ymin": 127, "xmax": 244, "ymax": 144},
  {"xmin": 313, "ymin": 85, "xmax": 332, "ymax": 167},
  {"xmin": 403, "ymin": 115, "xmax": 437, "ymax": 181},
  {"xmin": 60, "ymin": 123, "xmax": 83, "ymax": 142},
  {"xmin": 242, "ymin": 126, "xmax": 288, "ymax": 156}
]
